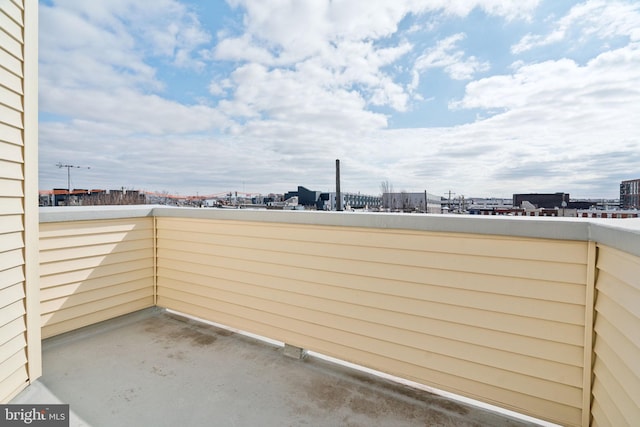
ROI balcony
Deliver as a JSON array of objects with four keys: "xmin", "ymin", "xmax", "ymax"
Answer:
[{"xmin": 10, "ymin": 207, "xmax": 640, "ymax": 426}]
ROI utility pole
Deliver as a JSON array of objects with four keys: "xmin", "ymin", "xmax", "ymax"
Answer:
[
  {"xmin": 445, "ymin": 190, "xmax": 456, "ymax": 213},
  {"xmin": 335, "ymin": 159, "xmax": 342, "ymax": 211},
  {"xmin": 424, "ymin": 190, "xmax": 428, "ymax": 214},
  {"xmin": 56, "ymin": 163, "xmax": 90, "ymax": 204}
]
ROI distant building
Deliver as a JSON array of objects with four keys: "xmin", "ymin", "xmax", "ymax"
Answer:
[
  {"xmin": 284, "ymin": 186, "xmax": 381, "ymax": 210},
  {"xmin": 323, "ymin": 192, "xmax": 382, "ymax": 211},
  {"xmin": 382, "ymin": 192, "xmax": 440, "ymax": 213},
  {"xmin": 40, "ymin": 188, "xmax": 147, "ymax": 206},
  {"xmin": 513, "ymin": 193, "xmax": 569, "ymax": 209},
  {"xmin": 283, "ymin": 186, "xmax": 322, "ymax": 207},
  {"xmin": 467, "ymin": 198, "xmax": 514, "ymax": 215},
  {"xmin": 620, "ymin": 179, "xmax": 640, "ymax": 209}
]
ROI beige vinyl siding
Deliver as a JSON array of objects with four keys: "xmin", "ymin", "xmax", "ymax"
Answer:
[
  {"xmin": 39, "ymin": 218, "xmax": 155, "ymax": 338},
  {"xmin": 156, "ymin": 217, "xmax": 589, "ymax": 427},
  {"xmin": 591, "ymin": 245, "xmax": 640, "ymax": 427},
  {"xmin": 0, "ymin": 0, "xmax": 36, "ymax": 403}
]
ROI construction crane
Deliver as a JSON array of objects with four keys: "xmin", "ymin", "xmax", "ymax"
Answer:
[{"xmin": 56, "ymin": 163, "xmax": 90, "ymax": 196}]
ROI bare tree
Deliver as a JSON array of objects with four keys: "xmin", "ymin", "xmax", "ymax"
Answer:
[{"xmin": 380, "ymin": 180, "xmax": 394, "ymax": 210}]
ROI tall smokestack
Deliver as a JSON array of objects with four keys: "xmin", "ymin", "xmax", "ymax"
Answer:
[{"xmin": 335, "ymin": 159, "xmax": 342, "ymax": 211}]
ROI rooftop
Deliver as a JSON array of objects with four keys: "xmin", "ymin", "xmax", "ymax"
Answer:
[
  {"xmin": 3, "ymin": 207, "xmax": 638, "ymax": 427},
  {"xmin": 12, "ymin": 308, "xmax": 535, "ymax": 427}
]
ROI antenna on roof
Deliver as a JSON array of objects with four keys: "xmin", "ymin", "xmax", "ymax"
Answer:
[{"xmin": 56, "ymin": 163, "xmax": 90, "ymax": 197}]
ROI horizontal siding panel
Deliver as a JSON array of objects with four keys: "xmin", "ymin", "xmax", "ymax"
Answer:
[
  {"xmin": 0, "ymin": 121, "xmax": 22, "ymax": 145},
  {"xmin": 0, "ymin": 300, "xmax": 24, "ymax": 328},
  {"xmin": 595, "ymin": 293, "xmax": 639, "ymax": 350},
  {"xmin": 591, "ymin": 244, "xmax": 640, "ymax": 427},
  {"xmin": 39, "ymin": 229, "xmax": 153, "ymax": 251},
  {"xmin": 0, "ymin": 232, "xmax": 22, "ymax": 255},
  {"xmin": 38, "ymin": 217, "xmax": 155, "ymax": 337},
  {"xmin": 158, "ymin": 285, "xmax": 583, "ymax": 409},
  {"xmin": 41, "ymin": 298, "xmax": 154, "ymax": 339},
  {"xmin": 0, "ymin": 316, "xmax": 24, "ymax": 347},
  {"xmin": 594, "ymin": 316, "xmax": 640, "ymax": 380},
  {"xmin": 159, "ymin": 234, "xmax": 586, "ymax": 304},
  {"xmin": 160, "ymin": 276, "xmax": 583, "ymax": 388},
  {"xmin": 593, "ymin": 336, "xmax": 639, "ymax": 407},
  {"xmin": 0, "ymin": 213, "xmax": 22, "ymax": 232},
  {"xmin": 0, "ymin": 48, "xmax": 21, "ymax": 82},
  {"xmin": 40, "ymin": 248, "xmax": 153, "ymax": 277},
  {"xmin": 0, "ymin": 333, "xmax": 25, "ymax": 367},
  {"xmin": 40, "ymin": 238, "xmax": 153, "ymax": 264},
  {"xmin": 0, "ymin": 178, "xmax": 23, "ymax": 197},
  {"xmin": 0, "ymin": 21, "xmax": 22, "ymax": 56},
  {"xmin": 40, "ymin": 268, "xmax": 153, "ymax": 302},
  {"xmin": 592, "ymin": 378, "xmax": 630, "ymax": 427},
  {"xmin": 158, "ymin": 225, "xmax": 587, "ymax": 284},
  {"xmin": 0, "ymin": 10, "xmax": 22, "ymax": 42},
  {"xmin": 0, "ymin": 0, "xmax": 23, "ymax": 25},
  {"xmin": 41, "ymin": 288, "xmax": 153, "ymax": 327},
  {"xmin": 0, "ymin": 104, "xmax": 22, "ymax": 130},
  {"xmin": 0, "ymin": 84, "xmax": 22, "ymax": 112},
  {"xmin": 0, "ymin": 266, "xmax": 22, "ymax": 289},
  {"xmin": 159, "ymin": 218, "xmax": 588, "ymax": 264},
  {"xmin": 159, "ymin": 264, "xmax": 584, "ymax": 366},
  {"xmin": 39, "ymin": 218, "xmax": 153, "ymax": 238},
  {"xmin": 0, "ymin": 0, "xmax": 27, "ymax": 406},
  {"xmin": 0, "ymin": 348, "xmax": 26, "ymax": 386},
  {"xmin": 590, "ymin": 400, "xmax": 611, "ymax": 427},
  {"xmin": 159, "ymin": 231, "xmax": 586, "ymax": 285},
  {"xmin": 159, "ymin": 246, "xmax": 586, "ymax": 326},
  {"xmin": 0, "ymin": 248, "xmax": 23, "ymax": 273},
  {"xmin": 596, "ymin": 245, "xmax": 640, "ymax": 289},
  {"xmin": 0, "ymin": 283, "xmax": 24, "ymax": 309},
  {"xmin": 0, "ymin": 62, "xmax": 22, "ymax": 95},
  {"xmin": 592, "ymin": 360, "xmax": 638, "ymax": 426},
  {"xmin": 40, "ymin": 259, "xmax": 154, "ymax": 289},
  {"xmin": 0, "ymin": 158, "xmax": 22, "ymax": 179},
  {"xmin": 160, "ymin": 256, "xmax": 584, "ymax": 346},
  {"xmin": 0, "ymin": 363, "xmax": 27, "ymax": 404},
  {"xmin": 0, "ymin": 139, "xmax": 21, "ymax": 161},
  {"xmin": 596, "ymin": 271, "xmax": 640, "ymax": 331},
  {"xmin": 0, "ymin": 331, "xmax": 24, "ymax": 399},
  {"xmin": 0, "ymin": 316, "xmax": 26, "ymax": 340},
  {"xmin": 160, "ymin": 295, "xmax": 581, "ymax": 427},
  {"xmin": 41, "ymin": 278, "xmax": 153, "ymax": 315},
  {"xmin": 0, "ymin": 198, "xmax": 22, "ymax": 216},
  {"xmin": 157, "ymin": 239, "xmax": 585, "ymax": 304}
]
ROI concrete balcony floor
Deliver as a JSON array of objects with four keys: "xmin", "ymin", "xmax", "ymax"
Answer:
[{"xmin": 13, "ymin": 309, "xmax": 538, "ymax": 427}]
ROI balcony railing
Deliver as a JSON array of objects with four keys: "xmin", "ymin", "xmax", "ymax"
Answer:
[{"xmin": 37, "ymin": 206, "xmax": 640, "ymax": 427}]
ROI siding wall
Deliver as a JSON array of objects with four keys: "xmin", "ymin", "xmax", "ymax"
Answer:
[
  {"xmin": 156, "ymin": 216, "xmax": 590, "ymax": 427},
  {"xmin": 0, "ymin": 0, "xmax": 38, "ymax": 403},
  {"xmin": 591, "ymin": 244, "xmax": 640, "ymax": 426},
  {"xmin": 39, "ymin": 218, "xmax": 155, "ymax": 338}
]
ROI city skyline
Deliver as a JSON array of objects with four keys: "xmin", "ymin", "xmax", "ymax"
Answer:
[{"xmin": 39, "ymin": 0, "xmax": 640, "ymax": 198}]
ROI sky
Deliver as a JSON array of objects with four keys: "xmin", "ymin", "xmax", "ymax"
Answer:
[{"xmin": 38, "ymin": 0, "xmax": 640, "ymax": 199}]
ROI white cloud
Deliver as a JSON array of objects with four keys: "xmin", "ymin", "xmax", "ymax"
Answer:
[
  {"xmin": 40, "ymin": 0, "xmax": 640, "ymax": 199},
  {"xmin": 214, "ymin": 34, "xmax": 275, "ymax": 64},
  {"xmin": 46, "ymin": 0, "xmax": 212, "ymax": 68},
  {"xmin": 410, "ymin": 33, "xmax": 490, "ymax": 93},
  {"xmin": 39, "ymin": 0, "xmax": 218, "ymax": 136},
  {"xmin": 512, "ymin": 0, "xmax": 640, "ymax": 53},
  {"xmin": 208, "ymin": 79, "xmax": 233, "ymax": 96},
  {"xmin": 432, "ymin": 42, "xmax": 640, "ymax": 195},
  {"xmin": 214, "ymin": 0, "xmax": 533, "ymax": 121},
  {"xmin": 452, "ymin": 42, "xmax": 640, "ymax": 112}
]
